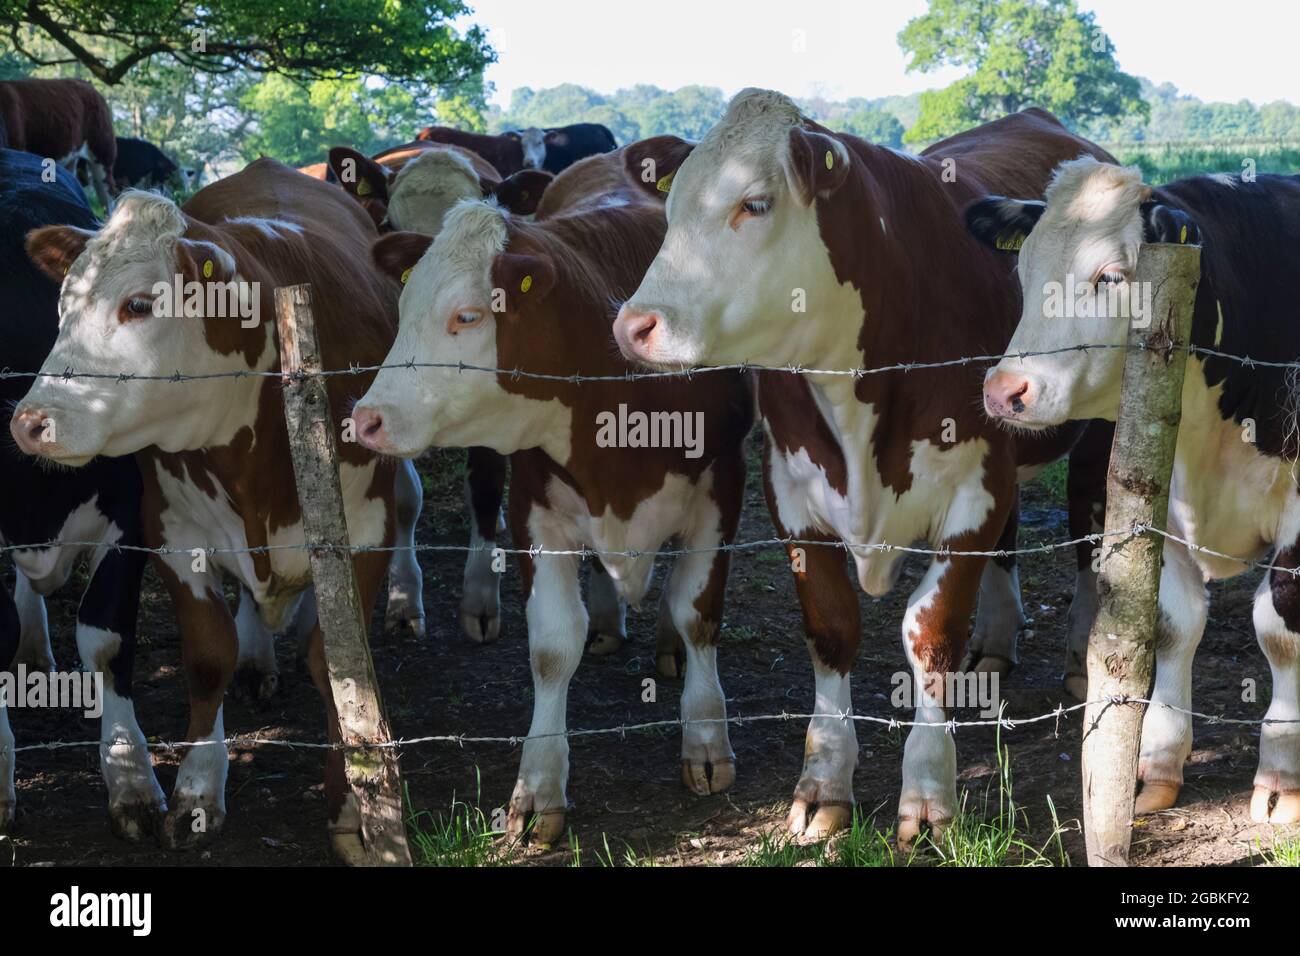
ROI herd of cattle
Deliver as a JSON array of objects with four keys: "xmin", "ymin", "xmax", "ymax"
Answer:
[{"xmin": 1, "ymin": 74, "xmax": 1298, "ymax": 862}]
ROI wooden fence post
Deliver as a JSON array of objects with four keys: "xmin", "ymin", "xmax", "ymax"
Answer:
[
  {"xmin": 1081, "ymin": 242, "xmax": 1200, "ymax": 867},
  {"xmin": 275, "ymin": 283, "xmax": 412, "ymax": 867}
]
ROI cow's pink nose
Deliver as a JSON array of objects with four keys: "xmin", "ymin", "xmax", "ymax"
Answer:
[
  {"xmin": 10, "ymin": 407, "xmax": 49, "ymax": 455},
  {"xmin": 613, "ymin": 305, "xmax": 662, "ymax": 362},
  {"xmin": 352, "ymin": 406, "xmax": 388, "ymax": 451},
  {"xmin": 984, "ymin": 371, "xmax": 1032, "ymax": 419}
]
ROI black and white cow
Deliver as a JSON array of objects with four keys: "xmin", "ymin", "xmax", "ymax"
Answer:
[
  {"xmin": 519, "ymin": 123, "xmax": 618, "ymax": 174},
  {"xmin": 110, "ymin": 137, "xmax": 196, "ymax": 193},
  {"xmin": 967, "ymin": 157, "xmax": 1300, "ymax": 822},
  {"xmin": 0, "ymin": 147, "xmax": 163, "ymax": 837}
]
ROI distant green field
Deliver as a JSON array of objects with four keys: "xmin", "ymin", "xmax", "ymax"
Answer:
[{"xmin": 1102, "ymin": 141, "xmax": 1300, "ymax": 184}]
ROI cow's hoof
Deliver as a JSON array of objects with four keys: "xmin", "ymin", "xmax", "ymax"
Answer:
[
  {"xmin": 385, "ymin": 605, "xmax": 426, "ymax": 640},
  {"xmin": 232, "ymin": 664, "xmax": 279, "ymax": 702},
  {"xmin": 460, "ymin": 608, "xmax": 500, "ymax": 645},
  {"xmin": 897, "ymin": 801, "xmax": 953, "ymax": 849},
  {"xmin": 584, "ymin": 630, "xmax": 622, "ymax": 656},
  {"xmin": 1250, "ymin": 785, "xmax": 1300, "ymax": 824},
  {"xmin": 786, "ymin": 797, "xmax": 852, "ymax": 840},
  {"xmin": 507, "ymin": 802, "xmax": 567, "ymax": 847},
  {"xmin": 1063, "ymin": 673, "xmax": 1088, "ymax": 701},
  {"xmin": 158, "ymin": 801, "xmax": 224, "ymax": 850},
  {"xmin": 681, "ymin": 758, "xmax": 734, "ymax": 796},
  {"xmin": 109, "ymin": 799, "xmax": 166, "ymax": 842},
  {"xmin": 1134, "ymin": 780, "xmax": 1181, "ymax": 814},
  {"xmin": 329, "ymin": 830, "xmax": 369, "ymax": 866}
]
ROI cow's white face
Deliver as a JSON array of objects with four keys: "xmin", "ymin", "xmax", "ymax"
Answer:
[
  {"xmin": 355, "ymin": 201, "xmax": 554, "ymax": 458},
  {"xmin": 614, "ymin": 89, "xmax": 851, "ymax": 369},
  {"xmin": 14, "ymin": 192, "xmax": 267, "ymax": 465},
  {"xmin": 386, "ymin": 149, "xmax": 485, "ymax": 234},
  {"xmin": 981, "ymin": 159, "xmax": 1149, "ymax": 429},
  {"xmin": 519, "ymin": 128, "xmax": 547, "ymax": 170}
]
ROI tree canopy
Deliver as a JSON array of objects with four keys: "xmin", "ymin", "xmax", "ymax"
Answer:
[
  {"xmin": 899, "ymin": 0, "xmax": 1146, "ymax": 144},
  {"xmin": 0, "ymin": 0, "xmax": 493, "ymax": 86}
]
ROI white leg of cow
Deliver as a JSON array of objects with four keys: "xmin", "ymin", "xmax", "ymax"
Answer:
[
  {"xmin": 14, "ymin": 572, "xmax": 55, "ymax": 671},
  {"xmin": 78, "ymin": 622, "xmax": 166, "ymax": 840},
  {"xmin": 385, "ymin": 459, "xmax": 426, "ymax": 638},
  {"xmin": 1063, "ymin": 565, "xmax": 1099, "ymax": 700},
  {"xmin": 1135, "ymin": 541, "xmax": 1207, "ymax": 813},
  {"xmin": 964, "ymin": 559, "xmax": 1025, "ymax": 676},
  {"xmin": 1250, "ymin": 544, "xmax": 1300, "ymax": 824},
  {"xmin": 897, "ymin": 557, "xmax": 969, "ymax": 846},
  {"xmin": 87, "ymin": 158, "xmax": 113, "ymax": 212},
  {"xmin": 586, "ymin": 560, "xmax": 626, "ymax": 656},
  {"xmin": 460, "ymin": 476, "xmax": 501, "ymax": 644},
  {"xmin": 233, "ymin": 585, "xmax": 279, "ymax": 701},
  {"xmin": 667, "ymin": 513, "xmax": 735, "ymax": 797},
  {"xmin": 508, "ymin": 551, "xmax": 585, "ymax": 845}
]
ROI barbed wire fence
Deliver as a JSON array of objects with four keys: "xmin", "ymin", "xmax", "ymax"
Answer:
[{"xmin": 2, "ymin": 339, "xmax": 1296, "ymax": 818}]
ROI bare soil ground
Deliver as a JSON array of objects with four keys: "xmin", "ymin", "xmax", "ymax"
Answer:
[{"xmin": 3, "ymin": 438, "xmax": 1296, "ymax": 867}]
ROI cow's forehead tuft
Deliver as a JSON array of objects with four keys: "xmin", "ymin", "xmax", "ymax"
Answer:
[
  {"xmin": 88, "ymin": 190, "xmax": 186, "ymax": 261},
  {"xmin": 424, "ymin": 199, "xmax": 509, "ymax": 274},
  {"xmin": 392, "ymin": 147, "xmax": 480, "ymax": 195},
  {"xmin": 688, "ymin": 88, "xmax": 803, "ymax": 182},
  {"xmin": 1044, "ymin": 157, "xmax": 1147, "ymax": 222}
]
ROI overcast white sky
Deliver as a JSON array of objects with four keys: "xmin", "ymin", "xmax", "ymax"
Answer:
[{"xmin": 458, "ymin": 0, "xmax": 1299, "ymax": 107}]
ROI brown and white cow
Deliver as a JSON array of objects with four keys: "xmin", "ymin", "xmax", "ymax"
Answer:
[
  {"xmin": 351, "ymin": 180, "xmax": 753, "ymax": 843},
  {"xmin": 965, "ymin": 158, "xmax": 1300, "ymax": 822},
  {"xmin": 12, "ymin": 160, "xmax": 422, "ymax": 857},
  {"xmin": 613, "ymin": 90, "xmax": 1114, "ymax": 843},
  {"xmin": 0, "ymin": 79, "xmax": 116, "ymax": 208},
  {"xmin": 415, "ymin": 126, "xmax": 528, "ymax": 176}
]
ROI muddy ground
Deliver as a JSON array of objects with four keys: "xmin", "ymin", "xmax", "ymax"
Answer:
[{"xmin": 3, "ymin": 437, "xmax": 1295, "ymax": 867}]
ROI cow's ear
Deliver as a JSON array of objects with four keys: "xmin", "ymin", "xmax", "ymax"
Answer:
[
  {"xmin": 786, "ymin": 127, "xmax": 851, "ymax": 204},
  {"xmin": 176, "ymin": 239, "xmax": 237, "ymax": 285},
  {"xmin": 328, "ymin": 147, "xmax": 391, "ymax": 203},
  {"xmin": 371, "ymin": 231, "xmax": 434, "ymax": 285},
  {"xmin": 624, "ymin": 135, "xmax": 696, "ymax": 200},
  {"xmin": 1140, "ymin": 200, "xmax": 1200, "ymax": 245},
  {"xmin": 964, "ymin": 196, "xmax": 1046, "ymax": 253},
  {"xmin": 491, "ymin": 252, "xmax": 556, "ymax": 310},
  {"xmin": 25, "ymin": 225, "xmax": 95, "ymax": 283},
  {"xmin": 487, "ymin": 169, "xmax": 553, "ymax": 215}
]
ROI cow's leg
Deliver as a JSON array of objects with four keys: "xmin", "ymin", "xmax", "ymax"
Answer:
[
  {"xmin": 77, "ymin": 542, "xmax": 166, "ymax": 840},
  {"xmin": 1063, "ymin": 422, "xmax": 1109, "ymax": 699},
  {"xmin": 1134, "ymin": 540, "xmax": 1207, "ymax": 814},
  {"xmin": 460, "ymin": 447, "xmax": 505, "ymax": 643},
  {"xmin": 302, "ymin": 550, "xmax": 389, "ymax": 864},
  {"xmin": 86, "ymin": 155, "xmax": 113, "ymax": 211},
  {"xmin": 962, "ymin": 496, "xmax": 1025, "ymax": 677},
  {"xmin": 13, "ymin": 571, "xmax": 54, "ymax": 671},
  {"xmin": 154, "ymin": 559, "xmax": 237, "ymax": 850},
  {"xmin": 585, "ymin": 558, "xmax": 627, "ymax": 656},
  {"xmin": 671, "ymin": 467, "xmax": 742, "ymax": 798},
  {"xmin": 508, "ymin": 539, "xmax": 585, "ymax": 845},
  {"xmin": 233, "ymin": 584, "xmax": 279, "ymax": 701},
  {"xmin": 897, "ymin": 554, "xmax": 986, "ymax": 846},
  {"xmin": 652, "ymin": 575, "xmax": 685, "ymax": 678},
  {"xmin": 1250, "ymin": 531, "xmax": 1300, "ymax": 824},
  {"xmin": 0, "ymin": 581, "xmax": 19, "ymax": 831},
  {"xmin": 385, "ymin": 459, "xmax": 425, "ymax": 638}
]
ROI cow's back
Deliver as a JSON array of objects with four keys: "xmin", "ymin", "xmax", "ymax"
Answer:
[{"xmin": 922, "ymin": 108, "xmax": 1116, "ymax": 204}]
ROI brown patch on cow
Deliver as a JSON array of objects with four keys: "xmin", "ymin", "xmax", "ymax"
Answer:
[
  {"xmin": 0, "ymin": 79, "xmax": 116, "ymax": 178},
  {"xmin": 537, "ymin": 144, "xmax": 658, "ymax": 219},
  {"xmin": 757, "ymin": 371, "xmax": 848, "ymax": 498},
  {"xmin": 415, "ymin": 126, "xmax": 525, "ymax": 176}
]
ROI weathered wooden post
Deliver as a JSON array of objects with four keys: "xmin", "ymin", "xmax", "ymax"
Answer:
[
  {"xmin": 275, "ymin": 283, "xmax": 412, "ymax": 867},
  {"xmin": 1081, "ymin": 242, "xmax": 1200, "ymax": 866}
]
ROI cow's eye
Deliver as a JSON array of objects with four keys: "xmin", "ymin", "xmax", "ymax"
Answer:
[
  {"xmin": 741, "ymin": 197, "xmax": 772, "ymax": 216},
  {"xmin": 447, "ymin": 310, "xmax": 484, "ymax": 333},
  {"xmin": 120, "ymin": 296, "xmax": 155, "ymax": 321},
  {"xmin": 1096, "ymin": 267, "xmax": 1127, "ymax": 287}
]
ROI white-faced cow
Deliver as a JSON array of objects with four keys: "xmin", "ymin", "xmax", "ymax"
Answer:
[
  {"xmin": 0, "ymin": 148, "xmax": 162, "ymax": 838},
  {"xmin": 518, "ymin": 123, "xmax": 618, "ymax": 174},
  {"xmin": 0, "ymin": 79, "xmax": 116, "ymax": 209},
  {"xmin": 12, "ymin": 160, "xmax": 425, "ymax": 858},
  {"xmin": 613, "ymin": 89, "xmax": 1115, "ymax": 843},
  {"xmin": 966, "ymin": 157, "xmax": 1300, "ymax": 823},
  {"xmin": 351, "ymin": 168, "xmax": 753, "ymax": 843}
]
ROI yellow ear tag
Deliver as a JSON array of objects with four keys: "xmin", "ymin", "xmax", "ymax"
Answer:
[
  {"xmin": 400, "ymin": 267, "xmax": 412, "ymax": 284},
  {"xmin": 520, "ymin": 274, "xmax": 533, "ymax": 293},
  {"xmin": 825, "ymin": 149, "xmax": 834, "ymax": 170},
  {"xmin": 1179, "ymin": 224, "xmax": 1188, "ymax": 243},
  {"xmin": 356, "ymin": 179, "xmax": 372, "ymax": 197},
  {"xmin": 203, "ymin": 259, "xmax": 214, "ymax": 279},
  {"xmin": 655, "ymin": 171, "xmax": 675, "ymax": 193},
  {"xmin": 995, "ymin": 234, "xmax": 1025, "ymax": 252}
]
